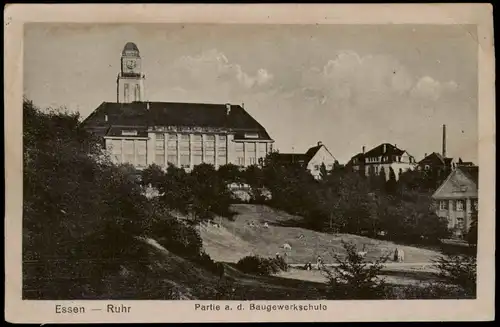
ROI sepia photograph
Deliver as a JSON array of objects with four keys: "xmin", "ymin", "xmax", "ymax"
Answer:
[{"xmin": 5, "ymin": 3, "xmax": 495, "ymax": 323}]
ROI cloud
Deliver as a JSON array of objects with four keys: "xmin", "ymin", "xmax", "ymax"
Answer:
[
  {"xmin": 173, "ymin": 49, "xmax": 273, "ymax": 89},
  {"xmin": 410, "ymin": 76, "xmax": 459, "ymax": 100}
]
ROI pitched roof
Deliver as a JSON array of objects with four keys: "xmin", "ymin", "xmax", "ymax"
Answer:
[
  {"xmin": 81, "ymin": 101, "xmax": 273, "ymax": 139},
  {"xmin": 364, "ymin": 143, "xmax": 406, "ymax": 157},
  {"xmin": 418, "ymin": 152, "xmax": 445, "ymax": 165},
  {"xmin": 457, "ymin": 165, "xmax": 479, "ymax": 185}
]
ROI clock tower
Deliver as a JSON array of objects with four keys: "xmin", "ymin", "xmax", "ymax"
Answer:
[{"xmin": 117, "ymin": 42, "xmax": 145, "ymax": 103}]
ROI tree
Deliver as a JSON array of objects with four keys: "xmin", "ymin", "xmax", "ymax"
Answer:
[
  {"xmin": 466, "ymin": 209, "xmax": 478, "ymax": 247},
  {"xmin": 386, "ymin": 167, "xmax": 397, "ymax": 194},
  {"xmin": 217, "ymin": 163, "xmax": 243, "ymax": 184},
  {"xmin": 323, "ymin": 241, "xmax": 389, "ymax": 299},
  {"xmin": 141, "ymin": 163, "xmax": 166, "ymax": 189},
  {"xmin": 319, "ymin": 162, "xmax": 328, "ymax": 180}
]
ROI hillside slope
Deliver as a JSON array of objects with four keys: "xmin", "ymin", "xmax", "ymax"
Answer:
[
  {"xmin": 100, "ymin": 236, "xmax": 328, "ymax": 300},
  {"xmin": 200, "ymin": 204, "xmax": 441, "ymax": 264}
]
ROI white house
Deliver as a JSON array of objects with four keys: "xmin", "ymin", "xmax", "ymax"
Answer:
[{"xmin": 275, "ymin": 141, "xmax": 338, "ymax": 179}]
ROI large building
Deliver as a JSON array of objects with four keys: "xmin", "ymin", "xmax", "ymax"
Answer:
[
  {"xmin": 432, "ymin": 165, "xmax": 478, "ymax": 238},
  {"xmin": 275, "ymin": 141, "xmax": 338, "ymax": 179},
  {"xmin": 81, "ymin": 42, "xmax": 274, "ymax": 171},
  {"xmin": 347, "ymin": 143, "xmax": 417, "ymax": 180}
]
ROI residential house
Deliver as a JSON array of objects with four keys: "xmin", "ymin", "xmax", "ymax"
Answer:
[
  {"xmin": 80, "ymin": 42, "xmax": 275, "ymax": 171},
  {"xmin": 432, "ymin": 165, "xmax": 478, "ymax": 238},
  {"xmin": 275, "ymin": 142, "xmax": 338, "ymax": 179},
  {"xmin": 347, "ymin": 143, "xmax": 417, "ymax": 180}
]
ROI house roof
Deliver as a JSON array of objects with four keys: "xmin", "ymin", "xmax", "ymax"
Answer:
[
  {"xmin": 432, "ymin": 165, "xmax": 479, "ymax": 199},
  {"xmin": 81, "ymin": 101, "xmax": 273, "ymax": 140},
  {"xmin": 275, "ymin": 144, "xmax": 336, "ymax": 166},
  {"xmin": 275, "ymin": 153, "xmax": 308, "ymax": 164},
  {"xmin": 457, "ymin": 165, "xmax": 479, "ymax": 185},
  {"xmin": 364, "ymin": 143, "xmax": 406, "ymax": 157}
]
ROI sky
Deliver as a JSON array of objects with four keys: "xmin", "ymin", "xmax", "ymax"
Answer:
[{"xmin": 24, "ymin": 23, "xmax": 478, "ymax": 164}]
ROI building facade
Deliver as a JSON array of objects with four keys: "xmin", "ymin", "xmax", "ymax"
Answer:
[
  {"xmin": 432, "ymin": 165, "xmax": 478, "ymax": 238},
  {"xmin": 347, "ymin": 143, "xmax": 417, "ymax": 180},
  {"xmin": 275, "ymin": 142, "xmax": 338, "ymax": 179},
  {"xmin": 81, "ymin": 42, "xmax": 274, "ymax": 171}
]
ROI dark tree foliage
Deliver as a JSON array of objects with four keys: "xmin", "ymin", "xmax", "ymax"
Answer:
[{"xmin": 23, "ymin": 99, "xmax": 154, "ymax": 299}]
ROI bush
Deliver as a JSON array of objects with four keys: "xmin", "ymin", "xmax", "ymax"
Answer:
[
  {"xmin": 236, "ymin": 255, "xmax": 288, "ymax": 276},
  {"xmin": 322, "ymin": 240, "xmax": 389, "ymax": 299},
  {"xmin": 433, "ymin": 254, "xmax": 477, "ymax": 297}
]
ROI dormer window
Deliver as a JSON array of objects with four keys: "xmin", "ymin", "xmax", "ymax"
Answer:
[
  {"xmin": 244, "ymin": 132, "xmax": 259, "ymax": 139},
  {"xmin": 122, "ymin": 130, "xmax": 138, "ymax": 136}
]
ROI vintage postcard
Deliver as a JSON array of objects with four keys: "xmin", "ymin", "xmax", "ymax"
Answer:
[{"xmin": 4, "ymin": 3, "xmax": 495, "ymax": 323}]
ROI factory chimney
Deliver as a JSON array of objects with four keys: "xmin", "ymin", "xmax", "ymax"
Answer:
[{"xmin": 442, "ymin": 124, "xmax": 447, "ymax": 158}]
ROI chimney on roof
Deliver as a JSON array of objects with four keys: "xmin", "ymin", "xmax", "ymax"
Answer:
[
  {"xmin": 383, "ymin": 144, "xmax": 386, "ymax": 153},
  {"xmin": 362, "ymin": 146, "xmax": 365, "ymax": 154},
  {"xmin": 442, "ymin": 124, "xmax": 447, "ymax": 158},
  {"xmin": 394, "ymin": 144, "xmax": 397, "ymax": 148},
  {"xmin": 226, "ymin": 103, "xmax": 231, "ymax": 115},
  {"xmin": 317, "ymin": 141, "xmax": 322, "ymax": 147},
  {"xmin": 104, "ymin": 114, "xmax": 108, "ymax": 122},
  {"xmin": 241, "ymin": 102, "xmax": 245, "ymax": 109},
  {"xmin": 424, "ymin": 153, "xmax": 427, "ymax": 158}
]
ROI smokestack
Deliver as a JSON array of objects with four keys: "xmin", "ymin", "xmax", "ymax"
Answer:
[
  {"xmin": 226, "ymin": 103, "xmax": 231, "ymax": 115},
  {"xmin": 362, "ymin": 146, "xmax": 365, "ymax": 154},
  {"xmin": 442, "ymin": 124, "xmax": 447, "ymax": 158}
]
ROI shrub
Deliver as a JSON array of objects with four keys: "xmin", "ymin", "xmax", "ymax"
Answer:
[
  {"xmin": 322, "ymin": 240, "xmax": 389, "ymax": 299},
  {"xmin": 432, "ymin": 254, "xmax": 477, "ymax": 297},
  {"xmin": 236, "ymin": 255, "xmax": 287, "ymax": 276}
]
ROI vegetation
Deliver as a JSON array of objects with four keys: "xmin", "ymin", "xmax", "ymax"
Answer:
[
  {"xmin": 236, "ymin": 255, "xmax": 289, "ymax": 276},
  {"xmin": 322, "ymin": 241, "xmax": 389, "ymax": 299},
  {"xmin": 23, "ymin": 97, "xmax": 473, "ymax": 300}
]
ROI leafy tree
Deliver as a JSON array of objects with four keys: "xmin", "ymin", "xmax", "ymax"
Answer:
[
  {"xmin": 141, "ymin": 163, "xmax": 166, "ymax": 189},
  {"xmin": 218, "ymin": 163, "xmax": 243, "ymax": 184},
  {"xmin": 322, "ymin": 241, "xmax": 389, "ymax": 299}
]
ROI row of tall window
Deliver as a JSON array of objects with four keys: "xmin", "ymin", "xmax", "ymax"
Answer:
[
  {"xmin": 108, "ymin": 139, "xmax": 147, "ymax": 167},
  {"xmin": 107, "ymin": 134, "xmax": 272, "ymax": 168},
  {"xmin": 439, "ymin": 199, "xmax": 478, "ymax": 212}
]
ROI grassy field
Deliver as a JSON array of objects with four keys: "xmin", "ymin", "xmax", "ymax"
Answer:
[{"xmin": 200, "ymin": 204, "xmax": 442, "ymax": 265}]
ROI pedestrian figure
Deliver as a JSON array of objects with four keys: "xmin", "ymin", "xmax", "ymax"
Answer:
[{"xmin": 316, "ymin": 255, "xmax": 323, "ymax": 270}]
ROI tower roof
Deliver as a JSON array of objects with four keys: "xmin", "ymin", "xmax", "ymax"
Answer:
[{"xmin": 122, "ymin": 42, "xmax": 140, "ymax": 56}]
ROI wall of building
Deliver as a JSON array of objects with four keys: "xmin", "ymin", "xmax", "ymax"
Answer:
[
  {"xmin": 306, "ymin": 146, "xmax": 336, "ymax": 179},
  {"xmin": 364, "ymin": 162, "xmax": 416, "ymax": 180},
  {"xmin": 105, "ymin": 131, "xmax": 272, "ymax": 170},
  {"xmin": 436, "ymin": 197, "xmax": 477, "ymax": 235}
]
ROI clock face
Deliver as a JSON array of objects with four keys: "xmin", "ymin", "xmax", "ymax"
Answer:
[{"xmin": 126, "ymin": 60, "xmax": 136, "ymax": 69}]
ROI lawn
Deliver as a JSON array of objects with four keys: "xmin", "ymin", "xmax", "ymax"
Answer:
[{"xmin": 200, "ymin": 204, "xmax": 443, "ymax": 265}]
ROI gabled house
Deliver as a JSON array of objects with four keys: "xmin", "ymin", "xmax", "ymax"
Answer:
[
  {"xmin": 417, "ymin": 152, "xmax": 454, "ymax": 177},
  {"xmin": 347, "ymin": 143, "xmax": 417, "ymax": 180},
  {"xmin": 275, "ymin": 141, "xmax": 338, "ymax": 179},
  {"xmin": 432, "ymin": 165, "xmax": 478, "ymax": 238}
]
